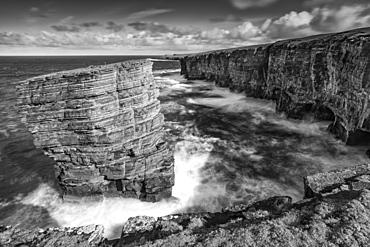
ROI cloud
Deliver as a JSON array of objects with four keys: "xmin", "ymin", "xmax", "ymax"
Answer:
[
  {"xmin": 30, "ymin": 7, "xmax": 40, "ymax": 13},
  {"xmin": 310, "ymin": 4, "xmax": 370, "ymax": 32},
  {"xmin": 228, "ymin": 0, "xmax": 278, "ymax": 9},
  {"xmin": 51, "ymin": 25, "xmax": 80, "ymax": 32},
  {"xmin": 106, "ymin": 21, "xmax": 124, "ymax": 32},
  {"xmin": 128, "ymin": 22, "xmax": 172, "ymax": 33},
  {"xmin": 51, "ymin": 17, "xmax": 103, "ymax": 32},
  {"xmin": 303, "ymin": 0, "xmax": 367, "ymax": 7},
  {"xmin": 0, "ymin": 31, "xmax": 127, "ymax": 49},
  {"xmin": 266, "ymin": 11, "xmax": 315, "ymax": 38},
  {"xmin": 79, "ymin": 22, "xmax": 101, "ymax": 28},
  {"xmin": 209, "ymin": 14, "xmax": 244, "ymax": 23},
  {"xmin": 127, "ymin": 21, "xmax": 194, "ymax": 36},
  {"xmin": 3, "ymin": 3, "xmax": 370, "ymax": 55},
  {"xmin": 51, "ymin": 16, "xmax": 80, "ymax": 32},
  {"xmin": 230, "ymin": 22, "xmax": 262, "ymax": 39},
  {"xmin": 26, "ymin": 6, "xmax": 55, "ymax": 23},
  {"xmin": 126, "ymin": 9, "xmax": 174, "ymax": 19},
  {"xmin": 200, "ymin": 28, "xmax": 229, "ymax": 40}
]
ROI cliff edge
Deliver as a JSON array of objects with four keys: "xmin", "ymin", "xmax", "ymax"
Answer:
[{"xmin": 180, "ymin": 28, "xmax": 370, "ymax": 145}]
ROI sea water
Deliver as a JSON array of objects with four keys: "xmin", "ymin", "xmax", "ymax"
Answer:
[{"xmin": 0, "ymin": 56, "xmax": 368, "ymax": 239}]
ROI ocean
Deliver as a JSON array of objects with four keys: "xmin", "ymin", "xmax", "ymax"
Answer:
[{"xmin": 0, "ymin": 56, "xmax": 368, "ymax": 239}]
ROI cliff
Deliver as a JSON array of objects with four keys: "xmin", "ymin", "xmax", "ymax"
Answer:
[
  {"xmin": 16, "ymin": 60, "xmax": 174, "ymax": 202},
  {"xmin": 180, "ymin": 28, "xmax": 370, "ymax": 145}
]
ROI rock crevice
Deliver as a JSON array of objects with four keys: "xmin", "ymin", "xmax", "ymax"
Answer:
[{"xmin": 16, "ymin": 59, "xmax": 174, "ymax": 202}]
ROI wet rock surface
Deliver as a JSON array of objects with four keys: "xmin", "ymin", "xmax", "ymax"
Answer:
[
  {"xmin": 180, "ymin": 28, "xmax": 370, "ymax": 145},
  {"xmin": 117, "ymin": 163, "xmax": 370, "ymax": 247},
  {"xmin": 16, "ymin": 59, "xmax": 174, "ymax": 202}
]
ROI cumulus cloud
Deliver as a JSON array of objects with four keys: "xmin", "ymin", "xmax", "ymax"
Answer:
[
  {"xmin": 106, "ymin": 21, "xmax": 124, "ymax": 32},
  {"xmin": 228, "ymin": 0, "xmax": 278, "ymax": 9},
  {"xmin": 230, "ymin": 22, "xmax": 262, "ymax": 39},
  {"xmin": 200, "ymin": 28, "xmax": 229, "ymax": 40},
  {"xmin": 266, "ymin": 11, "xmax": 315, "ymax": 38}
]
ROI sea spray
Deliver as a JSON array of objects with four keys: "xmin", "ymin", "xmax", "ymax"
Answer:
[{"xmin": 20, "ymin": 133, "xmax": 218, "ymax": 239}]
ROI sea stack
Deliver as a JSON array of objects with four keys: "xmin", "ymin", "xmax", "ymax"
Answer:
[{"xmin": 16, "ymin": 59, "xmax": 174, "ymax": 202}]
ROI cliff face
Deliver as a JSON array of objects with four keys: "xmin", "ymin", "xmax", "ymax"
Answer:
[
  {"xmin": 16, "ymin": 60, "xmax": 174, "ymax": 202},
  {"xmin": 180, "ymin": 28, "xmax": 370, "ymax": 144}
]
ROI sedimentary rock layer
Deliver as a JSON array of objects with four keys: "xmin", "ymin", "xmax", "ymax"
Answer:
[
  {"xmin": 16, "ymin": 59, "xmax": 174, "ymax": 202},
  {"xmin": 180, "ymin": 28, "xmax": 370, "ymax": 144}
]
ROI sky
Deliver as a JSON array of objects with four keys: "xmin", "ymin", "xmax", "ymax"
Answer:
[{"xmin": 0, "ymin": 0, "xmax": 370, "ymax": 55}]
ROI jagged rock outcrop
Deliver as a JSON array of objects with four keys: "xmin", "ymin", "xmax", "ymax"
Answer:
[
  {"xmin": 0, "ymin": 224, "xmax": 105, "ymax": 246},
  {"xmin": 180, "ymin": 28, "xmax": 370, "ymax": 145},
  {"xmin": 16, "ymin": 60, "xmax": 174, "ymax": 202},
  {"xmin": 117, "ymin": 163, "xmax": 370, "ymax": 246}
]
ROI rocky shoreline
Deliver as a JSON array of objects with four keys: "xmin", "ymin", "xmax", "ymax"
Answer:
[{"xmin": 2, "ymin": 163, "xmax": 370, "ymax": 246}]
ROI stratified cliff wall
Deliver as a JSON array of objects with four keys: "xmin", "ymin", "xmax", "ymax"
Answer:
[
  {"xmin": 16, "ymin": 60, "xmax": 174, "ymax": 202},
  {"xmin": 180, "ymin": 28, "xmax": 370, "ymax": 144}
]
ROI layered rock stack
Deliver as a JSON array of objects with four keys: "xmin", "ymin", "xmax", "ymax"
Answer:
[
  {"xmin": 180, "ymin": 28, "xmax": 370, "ymax": 145},
  {"xmin": 16, "ymin": 59, "xmax": 174, "ymax": 202}
]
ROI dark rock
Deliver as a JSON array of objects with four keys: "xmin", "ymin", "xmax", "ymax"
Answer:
[
  {"xmin": 180, "ymin": 28, "xmax": 370, "ymax": 144},
  {"xmin": 16, "ymin": 59, "xmax": 174, "ymax": 202},
  {"xmin": 303, "ymin": 163, "xmax": 370, "ymax": 198}
]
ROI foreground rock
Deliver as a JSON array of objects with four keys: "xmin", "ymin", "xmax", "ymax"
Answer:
[
  {"xmin": 2, "ymin": 164, "xmax": 370, "ymax": 246},
  {"xmin": 0, "ymin": 225, "xmax": 105, "ymax": 246},
  {"xmin": 180, "ymin": 28, "xmax": 370, "ymax": 145},
  {"xmin": 16, "ymin": 60, "xmax": 174, "ymax": 202},
  {"xmin": 118, "ymin": 163, "xmax": 370, "ymax": 246}
]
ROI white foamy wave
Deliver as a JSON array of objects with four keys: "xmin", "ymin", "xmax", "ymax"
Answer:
[
  {"xmin": 153, "ymin": 69, "xmax": 181, "ymax": 75},
  {"xmin": 20, "ymin": 133, "xmax": 218, "ymax": 239},
  {"xmin": 148, "ymin": 58, "xmax": 175, "ymax": 62},
  {"xmin": 154, "ymin": 76, "xmax": 181, "ymax": 86}
]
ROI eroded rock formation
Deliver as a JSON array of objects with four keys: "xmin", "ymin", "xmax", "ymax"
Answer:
[
  {"xmin": 180, "ymin": 28, "xmax": 370, "ymax": 145},
  {"xmin": 117, "ymin": 163, "xmax": 370, "ymax": 246},
  {"xmin": 16, "ymin": 60, "xmax": 174, "ymax": 202}
]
